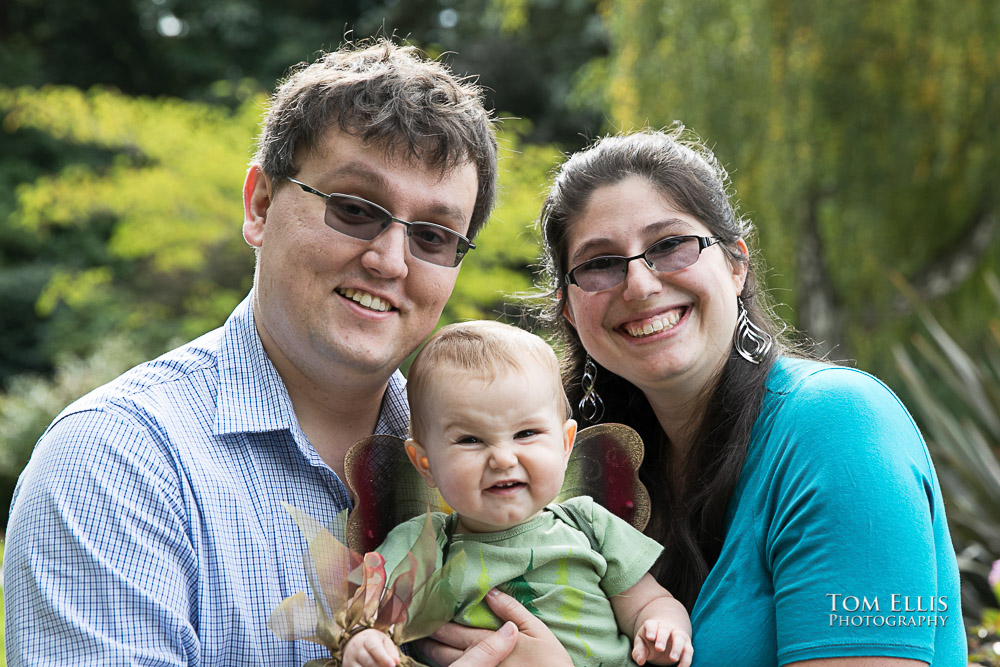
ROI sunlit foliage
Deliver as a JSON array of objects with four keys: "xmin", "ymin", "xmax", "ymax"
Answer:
[{"xmin": 1, "ymin": 86, "xmax": 261, "ymax": 358}]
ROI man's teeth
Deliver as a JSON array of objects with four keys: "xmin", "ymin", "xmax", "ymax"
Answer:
[
  {"xmin": 340, "ymin": 288, "xmax": 390, "ymax": 312},
  {"xmin": 626, "ymin": 309, "xmax": 682, "ymax": 338}
]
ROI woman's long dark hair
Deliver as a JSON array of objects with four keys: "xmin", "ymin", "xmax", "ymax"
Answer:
[{"xmin": 536, "ymin": 127, "xmax": 791, "ymax": 609}]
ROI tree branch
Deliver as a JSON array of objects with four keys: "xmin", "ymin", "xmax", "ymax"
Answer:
[
  {"xmin": 892, "ymin": 210, "xmax": 997, "ymax": 313},
  {"xmin": 795, "ymin": 187, "xmax": 845, "ymax": 358}
]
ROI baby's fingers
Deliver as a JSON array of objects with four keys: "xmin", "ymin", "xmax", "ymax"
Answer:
[
  {"xmin": 631, "ymin": 631, "xmax": 650, "ymax": 665},
  {"xmin": 662, "ymin": 628, "xmax": 693, "ymax": 667},
  {"xmin": 643, "ymin": 620, "xmax": 670, "ymax": 653},
  {"xmin": 361, "ymin": 632, "xmax": 401, "ymax": 667}
]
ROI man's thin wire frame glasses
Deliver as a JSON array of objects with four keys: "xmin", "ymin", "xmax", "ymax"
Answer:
[
  {"xmin": 286, "ymin": 177, "xmax": 476, "ymax": 268},
  {"xmin": 565, "ymin": 235, "xmax": 722, "ymax": 292}
]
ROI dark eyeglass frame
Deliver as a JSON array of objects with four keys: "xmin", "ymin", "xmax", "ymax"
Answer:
[
  {"xmin": 565, "ymin": 235, "xmax": 722, "ymax": 292},
  {"xmin": 286, "ymin": 177, "xmax": 476, "ymax": 268}
]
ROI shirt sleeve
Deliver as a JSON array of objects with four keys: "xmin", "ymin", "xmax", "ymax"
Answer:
[
  {"xmin": 764, "ymin": 367, "xmax": 943, "ymax": 665},
  {"xmin": 4, "ymin": 408, "xmax": 199, "ymax": 666},
  {"xmin": 566, "ymin": 496, "xmax": 663, "ymax": 598}
]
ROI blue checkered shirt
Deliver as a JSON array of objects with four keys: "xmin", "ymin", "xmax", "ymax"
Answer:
[{"xmin": 4, "ymin": 292, "xmax": 410, "ymax": 666}]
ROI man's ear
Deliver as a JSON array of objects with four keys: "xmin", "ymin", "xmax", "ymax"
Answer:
[
  {"xmin": 562, "ymin": 419, "xmax": 578, "ymax": 462},
  {"xmin": 243, "ymin": 165, "xmax": 272, "ymax": 248},
  {"xmin": 404, "ymin": 439, "xmax": 437, "ymax": 488}
]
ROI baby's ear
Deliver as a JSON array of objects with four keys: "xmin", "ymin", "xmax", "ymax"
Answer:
[
  {"xmin": 562, "ymin": 419, "xmax": 578, "ymax": 461},
  {"xmin": 404, "ymin": 438, "xmax": 437, "ymax": 488}
]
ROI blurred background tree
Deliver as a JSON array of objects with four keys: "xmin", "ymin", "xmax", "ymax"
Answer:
[{"xmin": 1, "ymin": 0, "xmax": 999, "ymax": 642}]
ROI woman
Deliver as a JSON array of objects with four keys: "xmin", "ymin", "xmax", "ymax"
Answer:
[{"xmin": 535, "ymin": 128, "xmax": 966, "ymax": 666}]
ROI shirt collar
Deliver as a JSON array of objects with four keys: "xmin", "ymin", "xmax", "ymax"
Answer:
[
  {"xmin": 214, "ymin": 291, "xmax": 296, "ymax": 436},
  {"xmin": 375, "ymin": 370, "xmax": 409, "ymax": 439},
  {"xmin": 213, "ymin": 291, "xmax": 411, "ymax": 440}
]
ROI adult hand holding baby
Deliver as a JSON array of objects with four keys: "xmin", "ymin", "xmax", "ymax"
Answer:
[
  {"xmin": 418, "ymin": 589, "xmax": 573, "ymax": 667},
  {"xmin": 344, "ymin": 589, "xmax": 569, "ymax": 667}
]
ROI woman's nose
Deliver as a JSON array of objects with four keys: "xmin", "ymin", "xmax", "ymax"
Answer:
[{"xmin": 621, "ymin": 257, "xmax": 662, "ymax": 301}]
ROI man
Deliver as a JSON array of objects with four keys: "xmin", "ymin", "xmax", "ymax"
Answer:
[{"xmin": 5, "ymin": 39, "xmax": 561, "ymax": 666}]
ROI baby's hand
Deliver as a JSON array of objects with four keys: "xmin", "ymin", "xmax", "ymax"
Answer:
[
  {"xmin": 631, "ymin": 619, "xmax": 693, "ymax": 667},
  {"xmin": 343, "ymin": 628, "xmax": 400, "ymax": 667}
]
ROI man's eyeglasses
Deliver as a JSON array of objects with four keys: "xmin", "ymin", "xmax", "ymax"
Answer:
[
  {"xmin": 565, "ymin": 235, "xmax": 722, "ymax": 292},
  {"xmin": 287, "ymin": 177, "xmax": 476, "ymax": 268}
]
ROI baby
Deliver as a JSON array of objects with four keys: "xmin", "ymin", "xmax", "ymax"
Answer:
[{"xmin": 344, "ymin": 320, "xmax": 693, "ymax": 667}]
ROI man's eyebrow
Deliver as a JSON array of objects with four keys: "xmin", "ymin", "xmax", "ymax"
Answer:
[
  {"xmin": 328, "ymin": 161, "xmax": 471, "ymax": 228},
  {"xmin": 569, "ymin": 218, "xmax": 687, "ymax": 264},
  {"xmin": 330, "ymin": 161, "xmax": 391, "ymax": 189}
]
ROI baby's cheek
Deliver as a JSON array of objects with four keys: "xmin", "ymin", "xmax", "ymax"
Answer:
[{"xmin": 439, "ymin": 481, "xmax": 475, "ymax": 512}]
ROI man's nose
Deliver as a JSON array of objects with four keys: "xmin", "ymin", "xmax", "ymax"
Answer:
[{"xmin": 360, "ymin": 222, "xmax": 409, "ymax": 279}]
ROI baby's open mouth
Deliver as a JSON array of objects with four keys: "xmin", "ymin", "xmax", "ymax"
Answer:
[{"xmin": 488, "ymin": 481, "xmax": 525, "ymax": 491}]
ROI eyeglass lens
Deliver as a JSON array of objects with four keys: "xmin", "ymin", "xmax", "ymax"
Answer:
[
  {"xmin": 569, "ymin": 236, "xmax": 705, "ymax": 292},
  {"xmin": 322, "ymin": 194, "xmax": 470, "ymax": 267}
]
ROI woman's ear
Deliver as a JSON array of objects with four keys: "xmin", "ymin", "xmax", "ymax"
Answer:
[
  {"xmin": 562, "ymin": 295, "xmax": 577, "ymax": 328},
  {"xmin": 242, "ymin": 165, "xmax": 272, "ymax": 248},
  {"xmin": 731, "ymin": 238, "xmax": 750, "ymax": 294},
  {"xmin": 404, "ymin": 439, "xmax": 437, "ymax": 488}
]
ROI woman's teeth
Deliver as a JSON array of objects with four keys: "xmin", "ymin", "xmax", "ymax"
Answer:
[
  {"xmin": 626, "ymin": 309, "xmax": 682, "ymax": 338},
  {"xmin": 339, "ymin": 288, "xmax": 390, "ymax": 312}
]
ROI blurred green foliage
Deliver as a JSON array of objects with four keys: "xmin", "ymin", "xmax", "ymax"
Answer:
[
  {"xmin": 968, "ymin": 584, "xmax": 1000, "ymax": 665},
  {"xmin": 0, "ymin": 86, "xmax": 259, "ymax": 374},
  {"xmin": 968, "ymin": 559, "xmax": 1000, "ymax": 665},
  {"xmin": 0, "ymin": 0, "xmax": 608, "ymax": 145}
]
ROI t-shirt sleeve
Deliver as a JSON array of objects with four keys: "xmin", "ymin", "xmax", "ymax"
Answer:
[
  {"xmin": 764, "ymin": 367, "xmax": 945, "ymax": 665},
  {"xmin": 565, "ymin": 496, "xmax": 664, "ymax": 597},
  {"xmin": 5, "ymin": 408, "xmax": 199, "ymax": 666}
]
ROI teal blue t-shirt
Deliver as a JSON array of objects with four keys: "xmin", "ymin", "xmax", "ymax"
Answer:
[{"xmin": 690, "ymin": 357, "xmax": 965, "ymax": 665}]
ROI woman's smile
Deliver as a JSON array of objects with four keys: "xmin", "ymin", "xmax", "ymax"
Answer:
[{"xmin": 619, "ymin": 306, "xmax": 687, "ymax": 339}]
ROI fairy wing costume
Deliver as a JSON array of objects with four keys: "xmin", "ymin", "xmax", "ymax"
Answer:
[
  {"xmin": 345, "ymin": 424, "xmax": 650, "ymax": 552},
  {"xmin": 269, "ymin": 424, "xmax": 649, "ymax": 666}
]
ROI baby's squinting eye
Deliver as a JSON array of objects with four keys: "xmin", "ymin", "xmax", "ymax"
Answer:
[
  {"xmin": 456, "ymin": 435, "xmax": 482, "ymax": 445},
  {"xmin": 514, "ymin": 429, "xmax": 538, "ymax": 439}
]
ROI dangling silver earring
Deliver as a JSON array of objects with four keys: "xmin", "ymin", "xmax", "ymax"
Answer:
[
  {"xmin": 735, "ymin": 297, "xmax": 773, "ymax": 364},
  {"xmin": 578, "ymin": 355, "xmax": 605, "ymax": 423}
]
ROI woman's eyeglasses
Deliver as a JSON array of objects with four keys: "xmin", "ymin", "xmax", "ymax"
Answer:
[
  {"xmin": 565, "ymin": 235, "xmax": 721, "ymax": 292},
  {"xmin": 287, "ymin": 177, "xmax": 475, "ymax": 268}
]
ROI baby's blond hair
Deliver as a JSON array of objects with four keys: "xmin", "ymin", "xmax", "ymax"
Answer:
[{"xmin": 407, "ymin": 320, "xmax": 570, "ymax": 441}]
